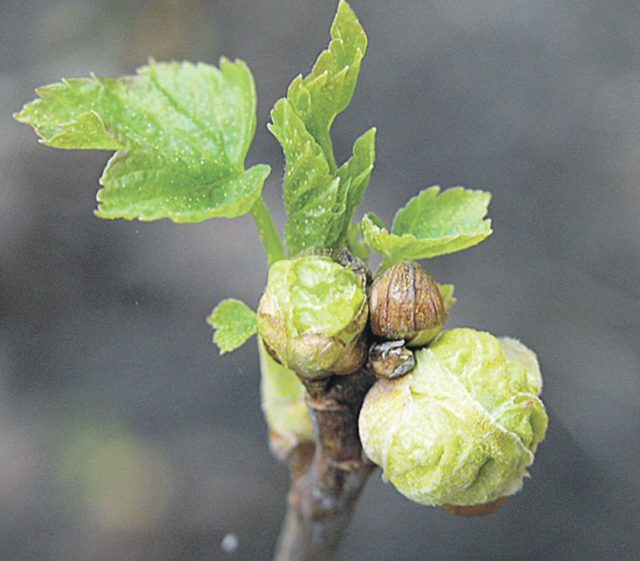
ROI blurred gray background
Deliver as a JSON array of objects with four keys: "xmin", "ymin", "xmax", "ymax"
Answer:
[{"xmin": 1, "ymin": 0, "xmax": 639, "ymax": 559}]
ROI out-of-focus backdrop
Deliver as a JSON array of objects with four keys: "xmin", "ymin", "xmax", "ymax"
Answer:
[{"xmin": 1, "ymin": 0, "xmax": 639, "ymax": 559}]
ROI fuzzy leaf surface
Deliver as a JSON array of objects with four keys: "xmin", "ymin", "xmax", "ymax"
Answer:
[
  {"xmin": 361, "ymin": 187, "xmax": 492, "ymax": 264},
  {"xmin": 15, "ymin": 59, "xmax": 269, "ymax": 223},
  {"xmin": 335, "ymin": 126, "xmax": 376, "ymax": 243},
  {"xmin": 268, "ymin": 1, "xmax": 373, "ymax": 254},
  {"xmin": 269, "ymin": 99, "xmax": 341, "ymax": 254},
  {"xmin": 208, "ymin": 298, "xmax": 257, "ymax": 354},
  {"xmin": 286, "ymin": 0, "xmax": 367, "ymax": 170}
]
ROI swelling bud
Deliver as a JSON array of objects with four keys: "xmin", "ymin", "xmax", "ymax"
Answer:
[
  {"xmin": 369, "ymin": 261, "xmax": 446, "ymax": 347},
  {"xmin": 359, "ymin": 328, "xmax": 548, "ymax": 508},
  {"xmin": 257, "ymin": 255, "xmax": 368, "ymax": 379}
]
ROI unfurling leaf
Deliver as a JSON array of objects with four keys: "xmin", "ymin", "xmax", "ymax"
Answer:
[
  {"xmin": 15, "ymin": 59, "xmax": 269, "ymax": 223},
  {"xmin": 346, "ymin": 222, "xmax": 370, "ymax": 262},
  {"xmin": 438, "ymin": 283, "xmax": 457, "ymax": 314},
  {"xmin": 269, "ymin": 99, "xmax": 341, "ymax": 254},
  {"xmin": 335, "ymin": 127, "xmax": 376, "ymax": 245},
  {"xmin": 269, "ymin": 1, "xmax": 374, "ymax": 255},
  {"xmin": 208, "ymin": 298, "xmax": 257, "ymax": 354},
  {"xmin": 361, "ymin": 187, "xmax": 492, "ymax": 266},
  {"xmin": 286, "ymin": 0, "xmax": 367, "ymax": 171}
]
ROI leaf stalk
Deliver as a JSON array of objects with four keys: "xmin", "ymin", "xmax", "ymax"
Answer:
[{"xmin": 251, "ymin": 196, "xmax": 287, "ymax": 266}]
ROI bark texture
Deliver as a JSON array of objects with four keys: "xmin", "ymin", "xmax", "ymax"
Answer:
[{"xmin": 273, "ymin": 369, "xmax": 376, "ymax": 561}]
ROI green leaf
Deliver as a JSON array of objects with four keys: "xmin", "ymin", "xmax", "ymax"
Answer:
[
  {"xmin": 361, "ymin": 187, "xmax": 492, "ymax": 265},
  {"xmin": 335, "ymin": 127, "xmax": 376, "ymax": 243},
  {"xmin": 287, "ymin": 0, "xmax": 367, "ymax": 170},
  {"xmin": 15, "ymin": 59, "xmax": 270, "ymax": 223},
  {"xmin": 207, "ymin": 298, "xmax": 257, "ymax": 354},
  {"xmin": 346, "ymin": 222, "xmax": 370, "ymax": 262},
  {"xmin": 268, "ymin": 1, "xmax": 373, "ymax": 255},
  {"xmin": 269, "ymin": 99, "xmax": 341, "ymax": 254},
  {"xmin": 438, "ymin": 283, "xmax": 456, "ymax": 314}
]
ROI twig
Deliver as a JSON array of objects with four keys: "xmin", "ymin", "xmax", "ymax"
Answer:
[{"xmin": 273, "ymin": 369, "xmax": 376, "ymax": 561}]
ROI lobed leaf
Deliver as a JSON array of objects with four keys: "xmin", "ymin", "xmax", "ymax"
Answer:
[
  {"xmin": 269, "ymin": 99, "xmax": 341, "ymax": 254},
  {"xmin": 361, "ymin": 187, "xmax": 492, "ymax": 265},
  {"xmin": 269, "ymin": 1, "xmax": 374, "ymax": 255},
  {"xmin": 15, "ymin": 59, "xmax": 269, "ymax": 223},
  {"xmin": 207, "ymin": 298, "xmax": 257, "ymax": 354},
  {"xmin": 287, "ymin": 0, "xmax": 367, "ymax": 170}
]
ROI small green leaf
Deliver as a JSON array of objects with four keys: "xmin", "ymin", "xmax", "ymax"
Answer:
[
  {"xmin": 346, "ymin": 222, "xmax": 370, "ymax": 262},
  {"xmin": 269, "ymin": 1, "xmax": 373, "ymax": 254},
  {"xmin": 335, "ymin": 127, "xmax": 376, "ymax": 244},
  {"xmin": 268, "ymin": 99, "xmax": 341, "ymax": 254},
  {"xmin": 15, "ymin": 59, "xmax": 269, "ymax": 223},
  {"xmin": 361, "ymin": 187, "xmax": 492, "ymax": 265},
  {"xmin": 207, "ymin": 298, "xmax": 257, "ymax": 354},
  {"xmin": 393, "ymin": 186, "xmax": 491, "ymax": 239},
  {"xmin": 438, "ymin": 283, "xmax": 456, "ymax": 313},
  {"xmin": 287, "ymin": 0, "xmax": 367, "ymax": 170}
]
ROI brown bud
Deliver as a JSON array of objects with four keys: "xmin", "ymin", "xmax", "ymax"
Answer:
[
  {"xmin": 368, "ymin": 340, "xmax": 415, "ymax": 379},
  {"xmin": 369, "ymin": 261, "xmax": 446, "ymax": 347}
]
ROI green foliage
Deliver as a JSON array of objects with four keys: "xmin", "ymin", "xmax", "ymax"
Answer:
[
  {"xmin": 15, "ymin": 59, "xmax": 269, "ymax": 223},
  {"xmin": 361, "ymin": 187, "xmax": 492, "ymax": 267},
  {"xmin": 15, "ymin": 1, "xmax": 491, "ymax": 268},
  {"xmin": 268, "ymin": 100, "xmax": 342, "ymax": 253},
  {"xmin": 438, "ymin": 283, "xmax": 457, "ymax": 313},
  {"xmin": 208, "ymin": 298, "xmax": 257, "ymax": 354},
  {"xmin": 15, "ymin": 0, "xmax": 547, "ymax": 521},
  {"xmin": 346, "ymin": 222, "xmax": 370, "ymax": 262},
  {"xmin": 335, "ymin": 128, "xmax": 376, "ymax": 245},
  {"xmin": 284, "ymin": 0, "xmax": 367, "ymax": 171},
  {"xmin": 269, "ymin": 0, "xmax": 375, "ymax": 255}
]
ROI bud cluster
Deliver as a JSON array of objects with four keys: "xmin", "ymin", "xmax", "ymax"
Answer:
[{"xmin": 256, "ymin": 254, "xmax": 547, "ymax": 513}]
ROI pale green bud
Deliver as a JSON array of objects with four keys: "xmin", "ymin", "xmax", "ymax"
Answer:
[
  {"xmin": 359, "ymin": 328, "xmax": 548, "ymax": 507},
  {"xmin": 257, "ymin": 255, "xmax": 368, "ymax": 379},
  {"xmin": 259, "ymin": 341, "xmax": 314, "ymax": 460}
]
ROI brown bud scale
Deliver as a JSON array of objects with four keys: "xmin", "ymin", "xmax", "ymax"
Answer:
[
  {"xmin": 369, "ymin": 261, "xmax": 446, "ymax": 346},
  {"xmin": 368, "ymin": 340, "xmax": 415, "ymax": 379}
]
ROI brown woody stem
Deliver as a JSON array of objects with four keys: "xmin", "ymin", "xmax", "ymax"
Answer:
[{"xmin": 273, "ymin": 369, "xmax": 376, "ymax": 561}]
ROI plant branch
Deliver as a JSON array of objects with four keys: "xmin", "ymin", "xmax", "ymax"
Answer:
[
  {"xmin": 251, "ymin": 196, "xmax": 287, "ymax": 266},
  {"xmin": 273, "ymin": 369, "xmax": 376, "ymax": 561}
]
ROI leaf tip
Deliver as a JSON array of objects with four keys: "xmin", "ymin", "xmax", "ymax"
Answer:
[{"xmin": 335, "ymin": 0, "xmax": 356, "ymax": 22}]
